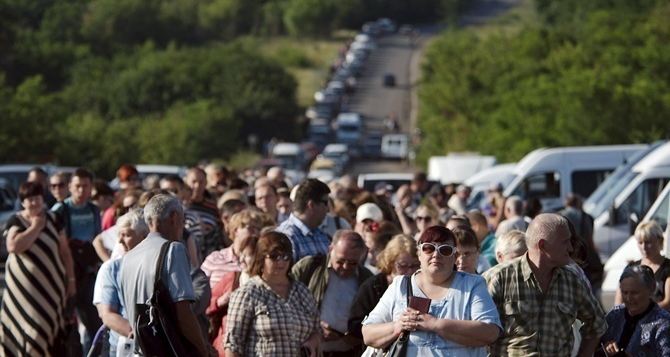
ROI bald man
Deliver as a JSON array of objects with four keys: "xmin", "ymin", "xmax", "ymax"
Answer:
[{"xmin": 485, "ymin": 213, "xmax": 607, "ymax": 356}]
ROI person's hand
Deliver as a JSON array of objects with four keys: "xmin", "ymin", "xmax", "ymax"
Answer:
[
  {"xmin": 396, "ymin": 308, "xmax": 422, "ymax": 333},
  {"xmin": 603, "ymin": 340, "xmax": 623, "ymax": 356},
  {"xmin": 302, "ymin": 332, "xmax": 320, "ymax": 357},
  {"xmin": 217, "ymin": 291, "xmax": 232, "ymax": 308},
  {"xmin": 414, "ymin": 310, "xmax": 438, "ymax": 332},
  {"xmin": 30, "ymin": 214, "xmax": 46, "ymax": 230},
  {"xmin": 320, "ymin": 321, "xmax": 343, "ymax": 341}
]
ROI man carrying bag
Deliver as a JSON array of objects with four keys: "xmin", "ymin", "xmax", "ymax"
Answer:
[{"xmin": 119, "ymin": 194, "xmax": 210, "ymax": 356}]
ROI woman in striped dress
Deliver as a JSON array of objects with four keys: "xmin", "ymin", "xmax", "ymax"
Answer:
[{"xmin": 1, "ymin": 182, "xmax": 76, "ymax": 356}]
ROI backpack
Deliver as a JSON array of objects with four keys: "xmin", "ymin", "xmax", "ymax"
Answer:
[{"xmin": 134, "ymin": 241, "xmax": 194, "ymax": 357}]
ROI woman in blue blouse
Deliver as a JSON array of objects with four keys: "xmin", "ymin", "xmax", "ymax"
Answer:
[{"xmin": 362, "ymin": 226, "xmax": 501, "ymax": 357}]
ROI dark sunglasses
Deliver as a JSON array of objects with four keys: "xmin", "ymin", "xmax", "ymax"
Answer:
[
  {"xmin": 266, "ymin": 253, "xmax": 291, "ymax": 262},
  {"xmin": 415, "ymin": 216, "xmax": 432, "ymax": 222},
  {"xmin": 50, "ymin": 182, "xmax": 66, "ymax": 188},
  {"xmin": 419, "ymin": 242, "xmax": 456, "ymax": 257}
]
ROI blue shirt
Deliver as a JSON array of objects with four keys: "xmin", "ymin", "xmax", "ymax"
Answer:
[
  {"xmin": 363, "ymin": 271, "xmax": 502, "ymax": 357},
  {"xmin": 52, "ymin": 198, "xmax": 99, "ymax": 242},
  {"xmin": 276, "ymin": 214, "xmax": 331, "ymax": 261},
  {"xmin": 93, "ymin": 259, "xmax": 124, "ymax": 354}
]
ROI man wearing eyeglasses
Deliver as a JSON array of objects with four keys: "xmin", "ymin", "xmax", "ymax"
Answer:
[
  {"xmin": 485, "ymin": 213, "xmax": 607, "ymax": 356},
  {"xmin": 292, "ymin": 230, "xmax": 373, "ymax": 357}
]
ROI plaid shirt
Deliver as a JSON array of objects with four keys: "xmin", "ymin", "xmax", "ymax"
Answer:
[
  {"xmin": 276, "ymin": 214, "xmax": 330, "ymax": 261},
  {"xmin": 484, "ymin": 254, "xmax": 607, "ymax": 356},
  {"xmin": 224, "ymin": 276, "xmax": 319, "ymax": 356}
]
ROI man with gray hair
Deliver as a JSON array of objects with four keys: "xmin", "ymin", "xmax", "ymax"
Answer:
[
  {"xmin": 495, "ymin": 195, "xmax": 529, "ymax": 237},
  {"xmin": 292, "ymin": 230, "xmax": 372, "ymax": 356},
  {"xmin": 119, "ymin": 194, "xmax": 209, "ymax": 356},
  {"xmin": 485, "ymin": 213, "xmax": 607, "ymax": 356}
]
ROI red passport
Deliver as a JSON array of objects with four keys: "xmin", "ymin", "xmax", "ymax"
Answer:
[{"xmin": 408, "ymin": 296, "xmax": 431, "ymax": 313}]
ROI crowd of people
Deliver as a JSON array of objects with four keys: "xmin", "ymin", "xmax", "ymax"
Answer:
[{"xmin": 1, "ymin": 164, "xmax": 670, "ymax": 356}]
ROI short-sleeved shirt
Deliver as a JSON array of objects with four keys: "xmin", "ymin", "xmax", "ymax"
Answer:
[
  {"xmin": 363, "ymin": 271, "xmax": 501, "ymax": 357},
  {"xmin": 485, "ymin": 254, "xmax": 607, "ymax": 356},
  {"xmin": 627, "ymin": 258, "xmax": 670, "ymax": 302},
  {"xmin": 93, "ymin": 258, "xmax": 124, "ymax": 350},
  {"xmin": 52, "ymin": 198, "xmax": 100, "ymax": 242},
  {"xmin": 276, "ymin": 214, "xmax": 330, "ymax": 261},
  {"xmin": 224, "ymin": 276, "xmax": 319, "ymax": 356},
  {"xmin": 119, "ymin": 233, "xmax": 195, "ymax": 324}
]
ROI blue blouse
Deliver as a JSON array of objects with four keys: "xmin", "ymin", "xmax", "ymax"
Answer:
[{"xmin": 363, "ymin": 271, "xmax": 501, "ymax": 357}]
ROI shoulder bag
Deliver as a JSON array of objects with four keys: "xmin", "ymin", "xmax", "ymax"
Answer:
[
  {"xmin": 376, "ymin": 275, "xmax": 413, "ymax": 357},
  {"xmin": 134, "ymin": 241, "xmax": 195, "ymax": 357}
]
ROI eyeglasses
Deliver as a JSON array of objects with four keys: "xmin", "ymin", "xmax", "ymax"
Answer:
[
  {"xmin": 415, "ymin": 216, "xmax": 432, "ymax": 222},
  {"xmin": 395, "ymin": 262, "xmax": 421, "ymax": 271},
  {"xmin": 419, "ymin": 242, "xmax": 456, "ymax": 257},
  {"xmin": 50, "ymin": 182, "xmax": 66, "ymax": 188},
  {"xmin": 266, "ymin": 253, "xmax": 291, "ymax": 261}
]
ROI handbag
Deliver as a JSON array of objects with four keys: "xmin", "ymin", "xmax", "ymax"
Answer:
[
  {"xmin": 376, "ymin": 275, "xmax": 413, "ymax": 357},
  {"xmin": 134, "ymin": 241, "xmax": 195, "ymax": 357}
]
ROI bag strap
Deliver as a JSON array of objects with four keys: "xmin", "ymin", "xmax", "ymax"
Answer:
[
  {"xmin": 154, "ymin": 241, "xmax": 172, "ymax": 291},
  {"xmin": 404, "ymin": 275, "xmax": 413, "ymax": 304}
]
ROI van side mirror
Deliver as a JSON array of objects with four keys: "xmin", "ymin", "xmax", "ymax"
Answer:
[{"xmin": 629, "ymin": 212, "xmax": 640, "ymax": 235}]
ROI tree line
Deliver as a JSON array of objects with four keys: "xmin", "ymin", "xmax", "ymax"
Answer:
[
  {"xmin": 417, "ymin": 0, "xmax": 670, "ymax": 164},
  {"xmin": 0, "ymin": 0, "xmax": 459, "ymax": 178}
]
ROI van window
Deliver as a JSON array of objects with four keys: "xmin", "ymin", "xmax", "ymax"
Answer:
[
  {"xmin": 513, "ymin": 172, "xmax": 560, "ymax": 199},
  {"xmin": 571, "ymin": 170, "xmax": 611, "ymax": 199},
  {"xmin": 648, "ymin": 192, "xmax": 670, "ymax": 230},
  {"xmin": 614, "ymin": 178, "xmax": 670, "ymax": 225}
]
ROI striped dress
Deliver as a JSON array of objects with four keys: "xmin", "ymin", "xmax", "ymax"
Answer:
[{"xmin": 0, "ymin": 213, "xmax": 67, "ymax": 356}]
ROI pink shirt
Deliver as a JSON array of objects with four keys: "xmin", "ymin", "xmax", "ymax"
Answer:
[{"xmin": 201, "ymin": 247, "xmax": 242, "ymax": 288}]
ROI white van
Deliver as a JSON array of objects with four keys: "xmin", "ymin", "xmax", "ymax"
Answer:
[
  {"xmin": 335, "ymin": 112, "xmax": 364, "ymax": 150},
  {"xmin": 381, "ymin": 134, "xmax": 409, "ymax": 159},
  {"xmin": 503, "ymin": 145, "xmax": 647, "ymax": 212},
  {"xmin": 464, "ymin": 163, "xmax": 516, "ymax": 210},
  {"xmin": 585, "ymin": 141, "xmax": 670, "ymax": 259},
  {"xmin": 272, "ymin": 142, "xmax": 306, "ymax": 172},
  {"xmin": 600, "ymin": 180, "xmax": 670, "ymax": 310},
  {"xmin": 428, "ymin": 154, "xmax": 496, "ymax": 185}
]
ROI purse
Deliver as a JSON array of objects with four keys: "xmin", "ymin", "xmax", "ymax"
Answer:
[{"xmin": 376, "ymin": 275, "xmax": 413, "ymax": 357}]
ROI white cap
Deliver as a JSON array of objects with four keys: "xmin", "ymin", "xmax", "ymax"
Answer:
[{"xmin": 356, "ymin": 203, "xmax": 383, "ymax": 223}]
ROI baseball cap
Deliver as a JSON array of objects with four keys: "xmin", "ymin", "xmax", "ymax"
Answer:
[{"xmin": 356, "ymin": 203, "xmax": 383, "ymax": 223}]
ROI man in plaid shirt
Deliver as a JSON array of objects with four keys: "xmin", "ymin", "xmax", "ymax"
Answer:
[{"xmin": 485, "ymin": 213, "xmax": 607, "ymax": 356}]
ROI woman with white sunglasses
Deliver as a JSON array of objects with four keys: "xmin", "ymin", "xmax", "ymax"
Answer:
[{"xmin": 361, "ymin": 226, "xmax": 501, "ymax": 356}]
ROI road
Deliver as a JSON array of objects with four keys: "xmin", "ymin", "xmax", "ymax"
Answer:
[
  {"xmin": 348, "ymin": 0, "xmax": 521, "ymax": 176},
  {"xmin": 347, "ymin": 32, "xmax": 421, "ymax": 176}
]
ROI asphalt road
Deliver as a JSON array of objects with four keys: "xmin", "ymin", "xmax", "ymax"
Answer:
[
  {"xmin": 348, "ymin": 0, "xmax": 522, "ymax": 176},
  {"xmin": 347, "ymin": 32, "xmax": 422, "ymax": 176}
]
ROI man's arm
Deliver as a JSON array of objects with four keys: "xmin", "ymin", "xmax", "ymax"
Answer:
[
  {"xmin": 175, "ymin": 301, "xmax": 209, "ymax": 356},
  {"xmin": 577, "ymin": 336, "xmax": 600, "ymax": 357}
]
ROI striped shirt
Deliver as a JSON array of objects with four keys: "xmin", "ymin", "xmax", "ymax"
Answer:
[
  {"xmin": 484, "ymin": 254, "xmax": 607, "ymax": 356},
  {"xmin": 200, "ymin": 247, "xmax": 241, "ymax": 288},
  {"xmin": 225, "ymin": 276, "xmax": 319, "ymax": 356},
  {"xmin": 276, "ymin": 214, "xmax": 330, "ymax": 261}
]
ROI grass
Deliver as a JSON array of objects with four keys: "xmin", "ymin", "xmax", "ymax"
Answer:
[{"xmin": 256, "ymin": 37, "xmax": 345, "ymax": 107}]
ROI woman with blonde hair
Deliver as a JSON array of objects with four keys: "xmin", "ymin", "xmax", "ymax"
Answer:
[
  {"xmin": 201, "ymin": 209, "xmax": 264, "ymax": 289},
  {"xmin": 349, "ymin": 235, "xmax": 420, "ymax": 345},
  {"xmin": 615, "ymin": 221, "xmax": 670, "ymax": 310}
]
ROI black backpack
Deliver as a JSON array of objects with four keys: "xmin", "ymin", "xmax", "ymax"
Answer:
[{"xmin": 134, "ymin": 241, "xmax": 195, "ymax": 357}]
